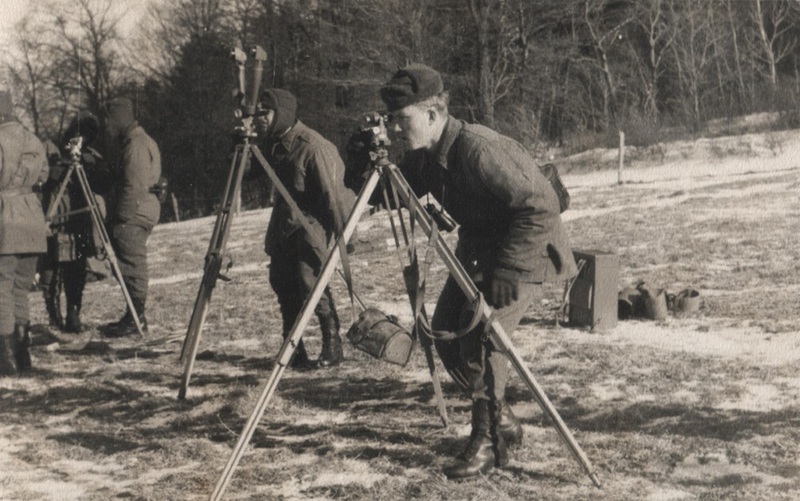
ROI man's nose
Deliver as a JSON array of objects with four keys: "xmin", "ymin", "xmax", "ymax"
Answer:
[{"xmin": 390, "ymin": 122, "xmax": 402, "ymax": 133}]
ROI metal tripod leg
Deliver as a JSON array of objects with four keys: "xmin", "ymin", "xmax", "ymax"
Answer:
[
  {"xmin": 73, "ymin": 164, "xmax": 146, "ymax": 338},
  {"xmin": 384, "ymin": 164, "xmax": 601, "ymax": 488},
  {"xmin": 178, "ymin": 141, "xmax": 369, "ymax": 400},
  {"xmin": 47, "ymin": 160, "xmax": 145, "ymax": 338},
  {"xmin": 45, "ymin": 164, "xmax": 75, "ymax": 221},
  {"xmin": 178, "ymin": 142, "xmax": 249, "ymax": 399},
  {"xmin": 208, "ymin": 168, "xmax": 382, "ymax": 501},
  {"xmin": 379, "ymin": 181, "xmax": 448, "ymax": 428}
]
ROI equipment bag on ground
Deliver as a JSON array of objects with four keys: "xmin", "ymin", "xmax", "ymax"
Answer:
[{"xmin": 346, "ymin": 307, "xmax": 414, "ymax": 366}]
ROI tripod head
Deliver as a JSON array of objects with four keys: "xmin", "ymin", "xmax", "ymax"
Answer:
[
  {"xmin": 67, "ymin": 136, "xmax": 84, "ymax": 164},
  {"xmin": 231, "ymin": 44, "xmax": 267, "ymax": 138},
  {"xmin": 360, "ymin": 112, "xmax": 391, "ymax": 166}
]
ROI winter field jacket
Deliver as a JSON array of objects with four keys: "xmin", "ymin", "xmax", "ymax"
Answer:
[
  {"xmin": 110, "ymin": 123, "xmax": 161, "ymax": 229},
  {"xmin": 264, "ymin": 120, "xmax": 354, "ymax": 256},
  {"xmin": 399, "ymin": 116, "xmax": 578, "ymax": 283},
  {"xmin": 0, "ymin": 120, "xmax": 48, "ymax": 255}
]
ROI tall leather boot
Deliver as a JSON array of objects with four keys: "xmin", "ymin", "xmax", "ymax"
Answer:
[
  {"xmin": 64, "ymin": 270, "xmax": 84, "ymax": 333},
  {"xmin": 65, "ymin": 303, "xmax": 82, "ymax": 333},
  {"xmin": 498, "ymin": 399, "xmax": 523, "ymax": 446},
  {"xmin": 43, "ymin": 279, "xmax": 63, "ymax": 329},
  {"xmin": 443, "ymin": 399, "xmax": 508, "ymax": 479},
  {"xmin": 14, "ymin": 323, "xmax": 32, "ymax": 371},
  {"xmin": 317, "ymin": 314, "xmax": 343, "ymax": 368},
  {"xmin": 0, "ymin": 333, "xmax": 19, "ymax": 377}
]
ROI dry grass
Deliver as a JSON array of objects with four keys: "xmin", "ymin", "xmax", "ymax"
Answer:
[{"xmin": 1, "ymin": 129, "xmax": 800, "ymax": 500}]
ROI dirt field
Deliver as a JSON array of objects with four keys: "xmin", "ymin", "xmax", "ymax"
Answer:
[{"xmin": 1, "ymin": 129, "xmax": 799, "ymax": 500}]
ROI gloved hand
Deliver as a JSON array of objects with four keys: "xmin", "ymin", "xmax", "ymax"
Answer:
[{"xmin": 489, "ymin": 267, "xmax": 519, "ymax": 308}]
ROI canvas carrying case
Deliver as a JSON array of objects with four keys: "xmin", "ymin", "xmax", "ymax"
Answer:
[{"xmin": 345, "ymin": 307, "xmax": 414, "ymax": 366}]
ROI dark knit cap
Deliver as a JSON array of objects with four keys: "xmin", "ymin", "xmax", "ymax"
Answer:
[
  {"xmin": 379, "ymin": 64, "xmax": 443, "ymax": 112},
  {"xmin": 0, "ymin": 91, "xmax": 13, "ymax": 117},
  {"xmin": 63, "ymin": 112, "xmax": 100, "ymax": 146},
  {"xmin": 260, "ymin": 88, "xmax": 297, "ymax": 137},
  {"xmin": 105, "ymin": 97, "xmax": 135, "ymax": 130}
]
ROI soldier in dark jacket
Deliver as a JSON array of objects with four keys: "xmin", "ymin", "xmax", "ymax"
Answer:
[
  {"xmin": 41, "ymin": 113, "xmax": 109, "ymax": 333},
  {"xmin": 378, "ymin": 64, "xmax": 578, "ymax": 479},
  {"xmin": 256, "ymin": 88, "xmax": 354, "ymax": 369},
  {"xmin": 0, "ymin": 90, "xmax": 49, "ymax": 375},
  {"xmin": 102, "ymin": 97, "xmax": 161, "ymax": 337}
]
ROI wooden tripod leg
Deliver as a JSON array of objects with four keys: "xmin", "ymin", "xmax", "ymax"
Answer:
[
  {"xmin": 178, "ymin": 143, "xmax": 249, "ymax": 399},
  {"xmin": 45, "ymin": 164, "xmax": 76, "ymax": 221},
  {"xmin": 73, "ymin": 164, "xmax": 146, "ymax": 338},
  {"xmin": 418, "ymin": 332, "xmax": 448, "ymax": 427},
  {"xmin": 208, "ymin": 168, "xmax": 382, "ymax": 501},
  {"xmin": 385, "ymin": 164, "xmax": 601, "ymax": 489},
  {"xmin": 381, "ymin": 181, "xmax": 448, "ymax": 428}
]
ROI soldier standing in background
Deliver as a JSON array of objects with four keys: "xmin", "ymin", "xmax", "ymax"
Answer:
[
  {"xmin": 0, "ymin": 90, "xmax": 49, "ymax": 375},
  {"xmin": 40, "ymin": 112, "xmax": 110, "ymax": 333},
  {"xmin": 102, "ymin": 97, "xmax": 161, "ymax": 337},
  {"xmin": 256, "ymin": 88, "xmax": 354, "ymax": 369}
]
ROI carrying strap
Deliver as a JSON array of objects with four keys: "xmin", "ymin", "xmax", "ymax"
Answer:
[
  {"xmin": 401, "ymin": 195, "xmax": 486, "ymax": 342},
  {"xmin": 558, "ymin": 258, "xmax": 587, "ymax": 325}
]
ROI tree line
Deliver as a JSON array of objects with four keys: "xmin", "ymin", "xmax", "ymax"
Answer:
[{"xmin": 6, "ymin": 0, "xmax": 800, "ymax": 221}]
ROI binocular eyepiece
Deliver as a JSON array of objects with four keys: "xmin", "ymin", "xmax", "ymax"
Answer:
[{"xmin": 360, "ymin": 112, "xmax": 391, "ymax": 150}]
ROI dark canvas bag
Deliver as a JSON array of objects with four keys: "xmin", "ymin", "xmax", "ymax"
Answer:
[{"xmin": 345, "ymin": 307, "xmax": 414, "ymax": 366}]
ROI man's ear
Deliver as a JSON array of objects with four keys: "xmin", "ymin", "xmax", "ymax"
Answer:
[{"xmin": 427, "ymin": 107, "xmax": 437, "ymax": 124}]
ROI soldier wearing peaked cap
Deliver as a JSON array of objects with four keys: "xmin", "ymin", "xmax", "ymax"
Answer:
[{"xmin": 379, "ymin": 64, "xmax": 578, "ymax": 479}]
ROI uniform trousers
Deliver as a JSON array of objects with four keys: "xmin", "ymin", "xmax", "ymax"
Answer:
[
  {"xmin": 0, "ymin": 254, "xmax": 39, "ymax": 334},
  {"xmin": 268, "ymin": 232, "xmax": 337, "ymax": 335},
  {"xmin": 432, "ymin": 273, "xmax": 542, "ymax": 403},
  {"xmin": 110, "ymin": 223, "xmax": 151, "ymax": 310}
]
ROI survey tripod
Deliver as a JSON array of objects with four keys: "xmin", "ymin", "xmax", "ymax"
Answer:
[
  {"xmin": 207, "ymin": 116, "xmax": 602, "ymax": 500},
  {"xmin": 177, "ymin": 46, "xmax": 451, "ymax": 424},
  {"xmin": 45, "ymin": 135, "xmax": 146, "ymax": 338}
]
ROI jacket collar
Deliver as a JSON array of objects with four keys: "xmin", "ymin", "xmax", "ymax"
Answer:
[
  {"xmin": 428, "ymin": 115, "xmax": 461, "ymax": 170},
  {"xmin": 274, "ymin": 120, "xmax": 302, "ymax": 152}
]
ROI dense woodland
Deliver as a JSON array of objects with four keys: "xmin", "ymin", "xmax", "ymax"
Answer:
[{"xmin": 5, "ymin": 0, "xmax": 800, "ymax": 220}]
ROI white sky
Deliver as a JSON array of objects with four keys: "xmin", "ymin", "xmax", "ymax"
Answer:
[
  {"xmin": 0, "ymin": 0, "xmax": 153, "ymax": 45},
  {"xmin": 0, "ymin": 0, "xmax": 31, "ymax": 41}
]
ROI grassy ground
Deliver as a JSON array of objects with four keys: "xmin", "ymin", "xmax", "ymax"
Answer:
[{"xmin": 1, "ymin": 129, "xmax": 799, "ymax": 500}]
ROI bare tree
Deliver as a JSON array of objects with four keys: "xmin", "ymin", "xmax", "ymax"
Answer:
[
  {"xmin": 42, "ymin": 0, "xmax": 127, "ymax": 118},
  {"xmin": 668, "ymin": 1, "xmax": 721, "ymax": 126},
  {"xmin": 572, "ymin": 0, "xmax": 635, "ymax": 127},
  {"xmin": 466, "ymin": 0, "xmax": 529, "ymax": 127},
  {"xmin": 625, "ymin": 0, "xmax": 678, "ymax": 118},
  {"xmin": 751, "ymin": 0, "xmax": 800, "ymax": 87},
  {"xmin": 5, "ymin": 15, "xmax": 63, "ymax": 137},
  {"xmin": 128, "ymin": 0, "xmax": 236, "ymax": 82}
]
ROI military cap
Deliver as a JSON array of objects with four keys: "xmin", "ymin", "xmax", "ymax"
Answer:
[
  {"xmin": 260, "ymin": 88, "xmax": 297, "ymax": 136},
  {"xmin": 379, "ymin": 63, "xmax": 444, "ymax": 112},
  {"xmin": 105, "ymin": 97, "xmax": 135, "ymax": 129}
]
